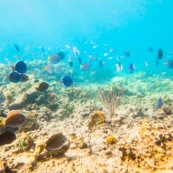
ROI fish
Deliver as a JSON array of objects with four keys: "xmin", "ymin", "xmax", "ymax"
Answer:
[
  {"xmin": 128, "ymin": 64, "xmax": 135, "ymax": 73},
  {"xmin": 41, "ymin": 46, "xmax": 45, "ymax": 53},
  {"xmin": 48, "ymin": 54, "xmax": 62, "ymax": 64},
  {"xmin": 73, "ymin": 47, "xmax": 80, "ymax": 56},
  {"xmin": 68, "ymin": 56, "xmax": 73, "ymax": 67},
  {"xmin": 61, "ymin": 76, "xmax": 73, "ymax": 87},
  {"xmin": 148, "ymin": 46, "xmax": 153, "ymax": 53},
  {"xmin": 36, "ymin": 82, "xmax": 49, "ymax": 91},
  {"xmin": 145, "ymin": 61, "xmax": 149, "ymax": 68},
  {"xmin": 54, "ymin": 65, "xmax": 62, "ymax": 74},
  {"xmin": 115, "ymin": 63, "xmax": 123, "ymax": 72},
  {"xmin": 119, "ymin": 56, "xmax": 125, "ymax": 59},
  {"xmin": 0, "ymin": 117, "xmax": 5, "ymax": 127},
  {"xmin": 91, "ymin": 71, "xmax": 96, "ymax": 76},
  {"xmin": 78, "ymin": 57, "xmax": 82, "ymax": 64},
  {"xmin": 20, "ymin": 74, "xmax": 29, "ymax": 82},
  {"xmin": 46, "ymin": 132, "xmax": 66, "ymax": 151},
  {"xmin": 65, "ymin": 45, "xmax": 71, "ymax": 49},
  {"xmin": 108, "ymin": 57, "xmax": 113, "ymax": 60},
  {"xmin": 7, "ymin": 72, "xmax": 21, "ymax": 83},
  {"xmin": 93, "ymin": 45, "xmax": 98, "ymax": 49},
  {"xmin": 44, "ymin": 64, "xmax": 54, "ymax": 74},
  {"xmin": 12, "ymin": 61, "xmax": 27, "ymax": 74},
  {"xmin": 124, "ymin": 50, "xmax": 131, "ymax": 57},
  {"xmin": 0, "ymin": 131, "xmax": 16, "ymax": 146},
  {"xmin": 14, "ymin": 44, "xmax": 20, "ymax": 52},
  {"xmin": 69, "ymin": 60, "xmax": 73, "ymax": 67},
  {"xmin": 158, "ymin": 49, "xmax": 163, "ymax": 59},
  {"xmin": 164, "ymin": 60, "xmax": 173, "ymax": 69},
  {"xmin": 110, "ymin": 49, "xmax": 115, "ymax": 53},
  {"xmin": 103, "ymin": 53, "xmax": 109, "ymax": 57},
  {"xmin": 80, "ymin": 61, "xmax": 90, "ymax": 71},
  {"xmin": 57, "ymin": 51, "xmax": 66, "ymax": 60},
  {"xmin": 14, "ymin": 55, "xmax": 22, "ymax": 59},
  {"xmin": 88, "ymin": 55, "xmax": 97, "ymax": 60},
  {"xmin": 155, "ymin": 97, "xmax": 163, "ymax": 108},
  {"xmin": 99, "ymin": 59, "xmax": 103, "ymax": 68},
  {"xmin": 0, "ymin": 110, "xmax": 26, "ymax": 128}
]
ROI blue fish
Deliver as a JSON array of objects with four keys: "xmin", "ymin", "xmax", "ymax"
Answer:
[
  {"xmin": 158, "ymin": 49, "xmax": 163, "ymax": 59},
  {"xmin": 128, "ymin": 64, "xmax": 135, "ymax": 73},
  {"xmin": 57, "ymin": 51, "xmax": 65, "ymax": 59},
  {"xmin": 61, "ymin": 76, "xmax": 73, "ymax": 87},
  {"xmin": 14, "ymin": 44, "xmax": 20, "ymax": 52},
  {"xmin": 15, "ymin": 61, "xmax": 27, "ymax": 73},
  {"xmin": 41, "ymin": 46, "xmax": 45, "ymax": 53},
  {"xmin": 124, "ymin": 50, "xmax": 131, "ymax": 57},
  {"xmin": 99, "ymin": 59, "xmax": 103, "ymax": 68},
  {"xmin": 8, "ymin": 72, "xmax": 21, "ymax": 83},
  {"xmin": 155, "ymin": 97, "xmax": 163, "ymax": 108},
  {"xmin": 78, "ymin": 57, "xmax": 82, "ymax": 64}
]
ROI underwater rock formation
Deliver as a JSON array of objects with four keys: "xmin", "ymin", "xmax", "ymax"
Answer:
[{"xmin": 119, "ymin": 118, "xmax": 173, "ymax": 171}]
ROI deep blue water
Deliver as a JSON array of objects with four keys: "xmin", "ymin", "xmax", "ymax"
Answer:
[{"xmin": 0, "ymin": 0, "xmax": 173, "ymax": 81}]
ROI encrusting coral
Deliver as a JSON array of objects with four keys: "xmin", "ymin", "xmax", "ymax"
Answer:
[
  {"xmin": 119, "ymin": 118, "xmax": 173, "ymax": 171},
  {"xmin": 106, "ymin": 136, "xmax": 117, "ymax": 145},
  {"xmin": 88, "ymin": 110, "xmax": 106, "ymax": 132}
]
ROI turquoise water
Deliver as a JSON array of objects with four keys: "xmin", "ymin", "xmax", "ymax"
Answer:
[{"xmin": 0, "ymin": 0, "xmax": 173, "ymax": 83}]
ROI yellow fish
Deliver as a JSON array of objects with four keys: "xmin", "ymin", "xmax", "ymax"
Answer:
[{"xmin": 48, "ymin": 56, "xmax": 51, "ymax": 61}]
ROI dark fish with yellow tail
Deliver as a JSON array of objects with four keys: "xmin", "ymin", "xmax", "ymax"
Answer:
[
  {"xmin": 0, "ymin": 110, "xmax": 26, "ymax": 128},
  {"xmin": 14, "ymin": 44, "xmax": 20, "ymax": 52},
  {"xmin": 46, "ymin": 132, "xmax": 66, "ymax": 151}
]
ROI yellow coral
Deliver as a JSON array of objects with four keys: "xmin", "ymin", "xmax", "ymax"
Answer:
[
  {"xmin": 35, "ymin": 143, "xmax": 46, "ymax": 155},
  {"xmin": 139, "ymin": 118, "xmax": 151, "ymax": 136},
  {"xmin": 17, "ymin": 133, "xmax": 33, "ymax": 151},
  {"xmin": 88, "ymin": 110, "xmax": 106, "ymax": 131},
  {"xmin": 106, "ymin": 136, "xmax": 116, "ymax": 144}
]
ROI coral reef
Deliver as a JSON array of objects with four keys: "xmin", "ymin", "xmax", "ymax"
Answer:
[{"xmin": 1, "ymin": 68, "xmax": 173, "ymax": 172}]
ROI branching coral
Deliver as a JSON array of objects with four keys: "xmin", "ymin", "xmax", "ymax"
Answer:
[{"xmin": 97, "ymin": 85, "xmax": 123, "ymax": 116}]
